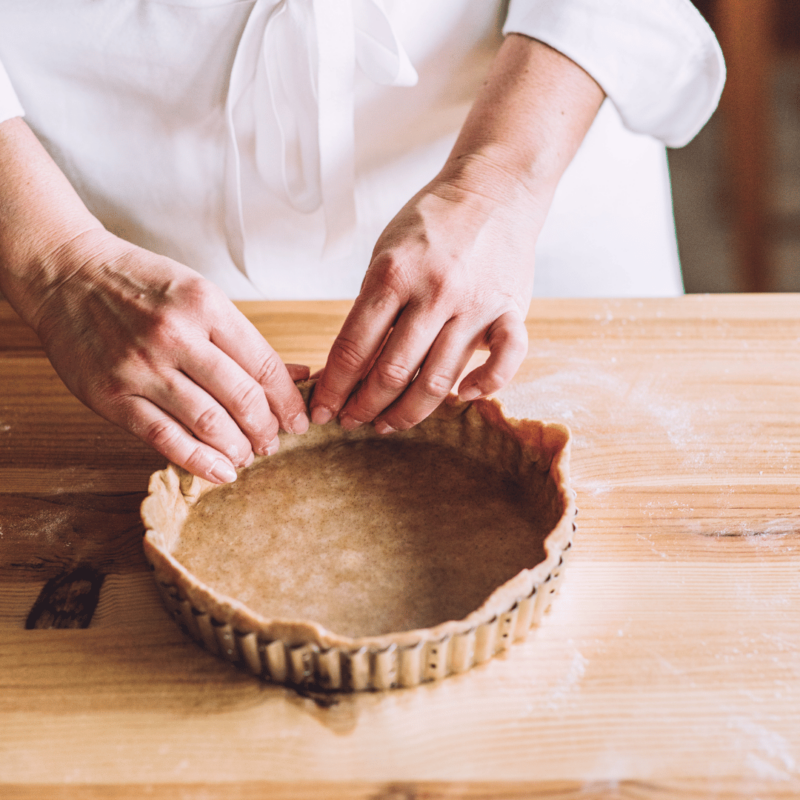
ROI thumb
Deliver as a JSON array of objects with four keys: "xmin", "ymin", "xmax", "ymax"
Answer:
[{"xmin": 457, "ymin": 311, "xmax": 528, "ymax": 401}]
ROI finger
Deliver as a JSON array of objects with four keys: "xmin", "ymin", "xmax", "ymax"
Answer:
[
  {"xmin": 178, "ymin": 342, "xmax": 280, "ymax": 456},
  {"xmin": 286, "ymin": 363, "xmax": 311, "ymax": 381},
  {"xmin": 147, "ymin": 370, "xmax": 258, "ymax": 466},
  {"xmin": 457, "ymin": 311, "xmax": 528, "ymax": 401},
  {"xmin": 210, "ymin": 317, "xmax": 309, "ymax": 434},
  {"xmin": 373, "ymin": 320, "xmax": 475, "ymax": 434},
  {"xmin": 338, "ymin": 307, "xmax": 446, "ymax": 430},
  {"xmin": 310, "ymin": 288, "xmax": 402, "ymax": 425},
  {"xmin": 113, "ymin": 395, "xmax": 240, "ymax": 484}
]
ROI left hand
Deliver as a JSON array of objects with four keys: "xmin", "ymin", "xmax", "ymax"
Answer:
[{"xmin": 309, "ymin": 156, "xmax": 540, "ymax": 434}]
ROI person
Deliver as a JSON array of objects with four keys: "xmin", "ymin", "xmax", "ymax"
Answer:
[{"xmin": 0, "ymin": 0, "xmax": 724, "ymax": 484}]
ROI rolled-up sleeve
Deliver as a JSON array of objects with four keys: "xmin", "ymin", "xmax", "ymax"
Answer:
[
  {"xmin": 504, "ymin": 0, "xmax": 725, "ymax": 147},
  {"xmin": 0, "ymin": 58, "xmax": 24, "ymax": 123}
]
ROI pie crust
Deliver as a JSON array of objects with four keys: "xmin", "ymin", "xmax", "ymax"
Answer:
[{"xmin": 141, "ymin": 381, "xmax": 576, "ymax": 691}]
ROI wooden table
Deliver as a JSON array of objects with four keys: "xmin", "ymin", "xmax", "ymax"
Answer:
[{"xmin": 2, "ymin": 295, "xmax": 800, "ymax": 798}]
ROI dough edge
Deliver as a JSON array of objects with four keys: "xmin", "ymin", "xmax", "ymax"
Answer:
[{"xmin": 141, "ymin": 382, "xmax": 576, "ymax": 680}]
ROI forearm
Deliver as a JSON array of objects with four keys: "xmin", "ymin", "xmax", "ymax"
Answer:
[
  {"xmin": 439, "ymin": 34, "xmax": 605, "ymax": 222},
  {"xmin": 0, "ymin": 117, "xmax": 102, "ymax": 327}
]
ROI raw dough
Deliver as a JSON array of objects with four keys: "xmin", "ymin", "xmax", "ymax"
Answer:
[{"xmin": 174, "ymin": 436, "xmax": 557, "ymax": 638}]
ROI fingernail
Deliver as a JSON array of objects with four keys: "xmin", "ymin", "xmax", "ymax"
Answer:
[
  {"xmin": 374, "ymin": 420, "xmax": 395, "ymax": 435},
  {"xmin": 289, "ymin": 411, "xmax": 309, "ymax": 435},
  {"xmin": 265, "ymin": 436, "xmax": 280, "ymax": 456},
  {"xmin": 311, "ymin": 405, "xmax": 333, "ymax": 426},
  {"xmin": 339, "ymin": 413, "xmax": 363, "ymax": 432},
  {"xmin": 459, "ymin": 386, "xmax": 482, "ymax": 402},
  {"xmin": 210, "ymin": 460, "xmax": 237, "ymax": 484}
]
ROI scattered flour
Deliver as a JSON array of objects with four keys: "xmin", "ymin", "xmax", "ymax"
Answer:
[
  {"xmin": 543, "ymin": 647, "xmax": 588, "ymax": 710},
  {"xmin": 728, "ymin": 716, "xmax": 798, "ymax": 780}
]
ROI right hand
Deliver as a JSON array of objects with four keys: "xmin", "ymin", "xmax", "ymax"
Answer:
[{"xmin": 30, "ymin": 228, "xmax": 309, "ymax": 483}]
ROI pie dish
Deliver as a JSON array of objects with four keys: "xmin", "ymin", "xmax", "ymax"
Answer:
[{"xmin": 141, "ymin": 380, "xmax": 576, "ymax": 691}]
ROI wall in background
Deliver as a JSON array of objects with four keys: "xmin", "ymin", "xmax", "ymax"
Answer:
[{"xmin": 671, "ymin": 0, "xmax": 800, "ymax": 293}]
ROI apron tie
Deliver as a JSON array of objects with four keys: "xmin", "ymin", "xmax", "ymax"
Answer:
[{"xmin": 225, "ymin": 0, "xmax": 418, "ymax": 272}]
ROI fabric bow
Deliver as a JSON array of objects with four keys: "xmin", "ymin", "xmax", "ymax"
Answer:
[{"xmin": 226, "ymin": 0, "xmax": 418, "ymax": 271}]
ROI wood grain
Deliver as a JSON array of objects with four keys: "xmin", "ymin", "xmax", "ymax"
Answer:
[
  {"xmin": 4, "ymin": 779, "xmax": 800, "ymax": 800},
  {"xmin": 1, "ymin": 296, "xmax": 800, "ymax": 792}
]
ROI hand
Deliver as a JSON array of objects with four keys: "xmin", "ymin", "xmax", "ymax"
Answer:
[
  {"xmin": 310, "ymin": 157, "xmax": 537, "ymax": 434},
  {"xmin": 31, "ymin": 229, "xmax": 309, "ymax": 483},
  {"xmin": 310, "ymin": 34, "xmax": 604, "ymax": 433}
]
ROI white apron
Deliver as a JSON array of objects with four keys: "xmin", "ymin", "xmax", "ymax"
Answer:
[{"xmin": 0, "ymin": 0, "xmax": 724, "ymax": 298}]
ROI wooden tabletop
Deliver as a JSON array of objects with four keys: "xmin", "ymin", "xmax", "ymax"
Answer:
[{"xmin": 2, "ymin": 295, "xmax": 800, "ymax": 799}]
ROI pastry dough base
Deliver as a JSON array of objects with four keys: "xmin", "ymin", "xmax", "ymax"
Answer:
[
  {"xmin": 141, "ymin": 384, "xmax": 576, "ymax": 689},
  {"xmin": 175, "ymin": 437, "xmax": 555, "ymax": 639}
]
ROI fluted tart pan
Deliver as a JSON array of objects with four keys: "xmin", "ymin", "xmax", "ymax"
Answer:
[{"xmin": 141, "ymin": 381, "xmax": 576, "ymax": 691}]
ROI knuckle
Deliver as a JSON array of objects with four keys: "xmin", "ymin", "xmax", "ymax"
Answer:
[
  {"xmin": 193, "ymin": 404, "xmax": 229, "ymax": 439},
  {"xmin": 503, "ymin": 323, "xmax": 529, "ymax": 356},
  {"xmin": 368, "ymin": 252, "xmax": 411, "ymax": 303},
  {"xmin": 490, "ymin": 312, "xmax": 528, "ymax": 348},
  {"xmin": 182, "ymin": 443, "xmax": 212, "ymax": 475},
  {"xmin": 372, "ymin": 359, "xmax": 413, "ymax": 393},
  {"xmin": 371, "ymin": 249, "xmax": 455, "ymax": 309},
  {"xmin": 329, "ymin": 336, "xmax": 370, "ymax": 374},
  {"xmin": 180, "ymin": 275, "xmax": 220, "ymax": 311},
  {"xmin": 228, "ymin": 379, "xmax": 266, "ymax": 419},
  {"xmin": 253, "ymin": 352, "xmax": 283, "ymax": 387},
  {"xmin": 424, "ymin": 272, "xmax": 452, "ymax": 306},
  {"xmin": 155, "ymin": 280, "xmax": 222, "ymax": 345},
  {"xmin": 142, "ymin": 417, "xmax": 183, "ymax": 454},
  {"xmin": 417, "ymin": 369, "xmax": 453, "ymax": 401}
]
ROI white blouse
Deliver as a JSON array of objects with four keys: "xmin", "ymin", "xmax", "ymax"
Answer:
[{"xmin": 0, "ymin": 0, "xmax": 724, "ymax": 299}]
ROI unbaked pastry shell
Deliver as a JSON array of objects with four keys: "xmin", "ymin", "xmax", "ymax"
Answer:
[{"xmin": 141, "ymin": 386, "xmax": 576, "ymax": 691}]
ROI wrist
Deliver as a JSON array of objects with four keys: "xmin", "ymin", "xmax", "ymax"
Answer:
[
  {"xmin": 25, "ymin": 228, "xmax": 121, "ymax": 343},
  {"xmin": 0, "ymin": 223, "xmax": 104, "ymax": 334},
  {"xmin": 437, "ymin": 145, "xmax": 556, "ymax": 222},
  {"xmin": 438, "ymin": 34, "xmax": 604, "ymax": 231}
]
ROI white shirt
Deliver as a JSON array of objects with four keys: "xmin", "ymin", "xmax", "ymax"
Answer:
[{"xmin": 0, "ymin": 0, "xmax": 724, "ymax": 299}]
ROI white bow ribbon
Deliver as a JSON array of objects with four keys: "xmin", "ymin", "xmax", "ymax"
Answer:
[{"xmin": 226, "ymin": 0, "xmax": 417, "ymax": 272}]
